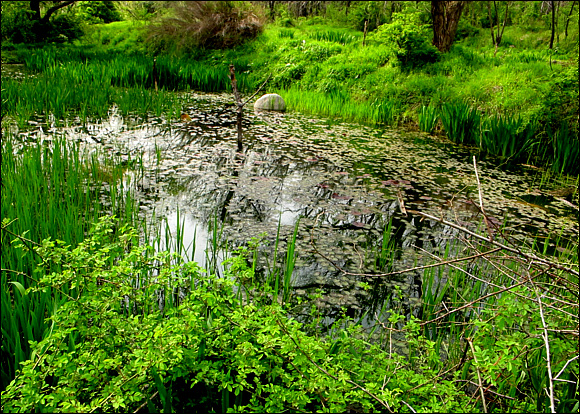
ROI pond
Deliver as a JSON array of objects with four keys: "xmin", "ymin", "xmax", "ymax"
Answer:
[{"xmin": 5, "ymin": 91, "xmax": 579, "ymax": 332}]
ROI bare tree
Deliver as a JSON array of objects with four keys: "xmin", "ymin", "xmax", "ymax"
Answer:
[
  {"xmin": 431, "ymin": 1, "xmax": 467, "ymax": 53},
  {"xmin": 549, "ymin": 0, "xmax": 556, "ymax": 48},
  {"xmin": 486, "ymin": 1, "xmax": 510, "ymax": 56},
  {"xmin": 564, "ymin": 1, "xmax": 577, "ymax": 38}
]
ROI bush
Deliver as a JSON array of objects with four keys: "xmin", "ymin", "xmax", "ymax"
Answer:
[
  {"xmin": 1, "ymin": 9, "xmax": 38, "ymax": 43},
  {"xmin": 369, "ymin": 11, "xmax": 440, "ymax": 69},
  {"xmin": 146, "ymin": 1, "xmax": 265, "ymax": 51},
  {"xmin": 0, "ymin": 216, "xmax": 473, "ymax": 413},
  {"xmin": 0, "ymin": 7, "xmax": 83, "ymax": 44},
  {"xmin": 75, "ymin": 0, "xmax": 121, "ymax": 24}
]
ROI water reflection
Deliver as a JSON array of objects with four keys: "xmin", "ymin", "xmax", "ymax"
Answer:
[{"xmin": 6, "ymin": 92, "xmax": 578, "ymax": 331}]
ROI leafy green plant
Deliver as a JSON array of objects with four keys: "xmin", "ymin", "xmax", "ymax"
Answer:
[
  {"xmin": 370, "ymin": 10, "xmax": 440, "ymax": 69},
  {"xmin": 0, "ymin": 216, "xmax": 478, "ymax": 413},
  {"xmin": 439, "ymin": 102, "xmax": 481, "ymax": 145},
  {"xmin": 480, "ymin": 115, "xmax": 536, "ymax": 160},
  {"xmin": 418, "ymin": 104, "xmax": 439, "ymax": 134}
]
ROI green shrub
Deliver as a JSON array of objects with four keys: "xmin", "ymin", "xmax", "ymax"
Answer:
[
  {"xmin": 0, "ymin": 217, "xmax": 473, "ymax": 413},
  {"xmin": 74, "ymin": 0, "xmax": 121, "ymax": 24},
  {"xmin": 0, "ymin": 5, "xmax": 83, "ymax": 44},
  {"xmin": 1, "ymin": 9, "xmax": 37, "ymax": 43},
  {"xmin": 369, "ymin": 11, "xmax": 440, "ymax": 69}
]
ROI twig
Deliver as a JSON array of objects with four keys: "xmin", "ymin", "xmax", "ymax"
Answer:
[
  {"xmin": 467, "ymin": 337, "xmax": 488, "ymax": 413},
  {"xmin": 532, "ymin": 288, "xmax": 556, "ymax": 413},
  {"xmin": 406, "ymin": 209, "xmax": 579, "ymax": 277},
  {"xmin": 454, "ymin": 380, "xmax": 518, "ymax": 400},
  {"xmin": 242, "ymin": 74, "xmax": 272, "ymax": 107},
  {"xmin": 309, "ymin": 211, "xmax": 502, "ymax": 277},
  {"xmin": 554, "ymin": 355, "xmax": 579, "ymax": 381},
  {"xmin": 133, "ymin": 391, "xmax": 158, "ymax": 413},
  {"xmin": 473, "ymin": 156, "xmax": 494, "ymax": 241}
]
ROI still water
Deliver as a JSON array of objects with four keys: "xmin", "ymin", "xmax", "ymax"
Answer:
[{"xmin": 9, "ymin": 92, "xmax": 579, "ymax": 324}]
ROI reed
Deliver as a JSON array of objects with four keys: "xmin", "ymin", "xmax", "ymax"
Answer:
[
  {"xmin": 549, "ymin": 123, "xmax": 579, "ymax": 175},
  {"xmin": 0, "ymin": 133, "xmax": 140, "ymax": 390},
  {"xmin": 308, "ymin": 29, "xmax": 360, "ymax": 45},
  {"xmin": 281, "ymin": 87, "xmax": 399, "ymax": 126},
  {"xmin": 417, "ymin": 104, "xmax": 439, "ymax": 135},
  {"xmin": 439, "ymin": 102, "xmax": 481, "ymax": 145},
  {"xmin": 282, "ymin": 219, "xmax": 300, "ymax": 304},
  {"xmin": 480, "ymin": 115, "xmax": 536, "ymax": 160}
]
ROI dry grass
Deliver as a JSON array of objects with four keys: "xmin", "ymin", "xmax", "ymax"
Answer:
[{"xmin": 146, "ymin": 1, "xmax": 265, "ymax": 51}]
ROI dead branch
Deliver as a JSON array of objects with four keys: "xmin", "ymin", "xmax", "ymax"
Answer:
[
  {"xmin": 468, "ymin": 337, "xmax": 488, "ymax": 413},
  {"xmin": 309, "ymin": 211, "xmax": 503, "ymax": 278},
  {"xmin": 406, "ymin": 209, "xmax": 579, "ymax": 277}
]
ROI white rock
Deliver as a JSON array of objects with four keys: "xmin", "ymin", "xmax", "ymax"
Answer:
[{"xmin": 254, "ymin": 93, "xmax": 286, "ymax": 112}]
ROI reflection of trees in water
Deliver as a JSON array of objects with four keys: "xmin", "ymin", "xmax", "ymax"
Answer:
[{"xmin": 146, "ymin": 104, "xmax": 506, "ymax": 331}]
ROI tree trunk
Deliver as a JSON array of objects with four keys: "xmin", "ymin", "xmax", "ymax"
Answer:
[
  {"xmin": 29, "ymin": 1, "xmax": 76, "ymax": 23},
  {"xmin": 549, "ymin": 0, "xmax": 555, "ymax": 49},
  {"xmin": 565, "ymin": 1, "xmax": 577, "ymax": 38},
  {"xmin": 431, "ymin": 1, "xmax": 467, "ymax": 53}
]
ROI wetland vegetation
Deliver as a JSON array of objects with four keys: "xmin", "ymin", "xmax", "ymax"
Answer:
[{"xmin": 1, "ymin": 1, "xmax": 578, "ymax": 412}]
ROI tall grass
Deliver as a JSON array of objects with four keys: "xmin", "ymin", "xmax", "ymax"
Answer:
[
  {"xmin": 308, "ymin": 29, "xmax": 360, "ymax": 45},
  {"xmin": 480, "ymin": 115, "xmax": 536, "ymax": 160},
  {"xmin": 549, "ymin": 123, "xmax": 579, "ymax": 175},
  {"xmin": 281, "ymin": 87, "xmax": 399, "ymax": 126},
  {"xmin": 417, "ymin": 104, "xmax": 439, "ymax": 135},
  {"xmin": 2, "ymin": 47, "xmax": 258, "ymax": 126},
  {"xmin": 439, "ymin": 102, "xmax": 481, "ymax": 145},
  {"xmin": 0, "ymin": 134, "xmax": 139, "ymax": 390}
]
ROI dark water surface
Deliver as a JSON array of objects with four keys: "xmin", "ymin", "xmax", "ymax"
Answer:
[{"xmin": 6, "ymin": 92, "xmax": 578, "ymax": 330}]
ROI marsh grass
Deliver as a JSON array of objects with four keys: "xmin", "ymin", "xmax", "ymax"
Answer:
[
  {"xmin": 439, "ymin": 102, "xmax": 481, "ymax": 145},
  {"xmin": 308, "ymin": 29, "xmax": 360, "ymax": 45},
  {"xmin": 0, "ymin": 133, "xmax": 141, "ymax": 390},
  {"xmin": 417, "ymin": 104, "xmax": 439, "ymax": 135},
  {"xmin": 281, "ymin": 87, "xmax": 399, "ymax": 126},
  {"xmin": 480, "ymin": 115, "xmax": 537, "ymax": 160},
  {"xmin": 549, "ymin": 123, "xmax": 579, "ymax": 175},
  {"xmin": 2, "ymin": 47, "xmax": 257, "ymax": 126}
]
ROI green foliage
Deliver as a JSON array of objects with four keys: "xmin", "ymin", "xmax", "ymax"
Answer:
[
  {"xmin": 74, "ymin": 1, "xmax": 121, "ymax": 24},
  {"xmin": 1, "ymin": 6, "xmax": 37, "ymax": 43},
  {"xmin": 439, "ymin": 102, "xmax": 481, "ymax": 146},
  {"xmin": 480, "ymin": 115, "xmax": 536, "ymax": 160},
  {"xmin": 346, "ymin": 1, "xmax": 390, "ymax": 32},
  {"xmin": 370, "ymin": 10, "xmax": 440, "ymax": 69},
  {"xmin": 0, "ymin": 134, "xmax": 140, "ymax": 391},
  {"xmin": 0, "ymin": 216, "xmax": 474, "ymax": 413},
  {"xmin": 0, "ymin": 2, "xmax": 83, "ymax": 44}
]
